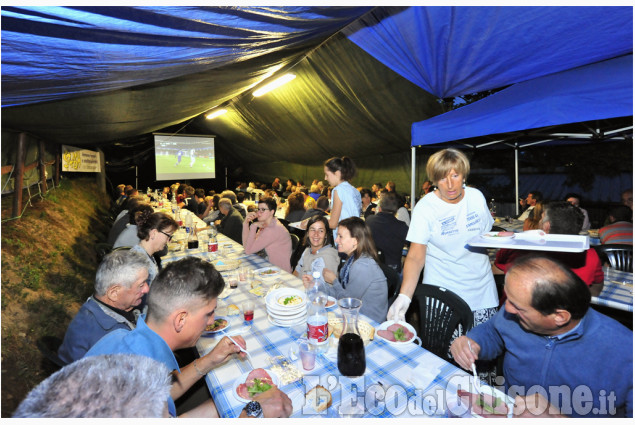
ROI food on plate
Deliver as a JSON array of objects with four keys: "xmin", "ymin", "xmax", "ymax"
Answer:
[
  {"xmin": 205, "ymin": 318, "xmax": 228, "ymax": 332},
  {"xmin": 457, "ymin": 389, "xmax": 509, "ymax": 416},
  {"xmin": 227, "ymin": 304, "xmax": 240, "ymax": 316},
  {"xmin": 377, "ymin": 323, "xmax": 414, "ymax": 342},
  {"xmin": 278, "ymin": 295, "xmax": 303, "ymax": 306},
  {"xmin": 236, "ymin": 369, "xmax": 276, "ymax": 400},
  {"xmin": 306, "ymin": 385, "xmax": 332, "ymax": 412},
  {"xmin": 483, "ymin": 231, "xmax": 515, "ymax": 237},
  {"xmin": 260, "ymin": 268, "xmax": 278, "ymax": 275}
]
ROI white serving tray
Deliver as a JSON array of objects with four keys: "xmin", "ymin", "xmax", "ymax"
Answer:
[{"xmin": 468, "ymin": 233, "xmax": 589, "ymax": 252}]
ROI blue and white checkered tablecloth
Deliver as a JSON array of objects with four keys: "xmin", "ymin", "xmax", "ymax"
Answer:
[
  {"xmin": 591, "ymin": 266, "xmax": 633, "ymax": 312},
  {"xmin": 162, "ymin": 234, "xmax": 480, "ymax": 418}
]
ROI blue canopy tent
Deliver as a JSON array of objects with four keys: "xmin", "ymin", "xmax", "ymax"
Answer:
[
  {"xmin": 410, "ymin": 55, "xmax": 633, "ymax": 213},
  {"xmin": 345, "ymin": 6, "xmax": 633, "ymax": 209}
]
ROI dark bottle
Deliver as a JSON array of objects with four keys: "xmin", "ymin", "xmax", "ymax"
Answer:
[
  {"xmin": 337, "ymin": 333, "xmax": 366, "ymax": 377},
  {"xmin": 187, "ymin": 227, "xmax": 199, "ymax": 249}
]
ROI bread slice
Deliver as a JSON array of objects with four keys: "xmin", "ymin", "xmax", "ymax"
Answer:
[{"xmin": 306, "ymin": 385, "xmax": 332, "ymax": 412}]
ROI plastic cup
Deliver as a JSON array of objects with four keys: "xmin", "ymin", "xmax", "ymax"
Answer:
[
  {"xmin": 238, "ymin": 267, "xmax": 248, "ymax": 282},
  {"xmin": 299, "ymin": 340, "xmax": 316, "ymax": 371},
  {"xmin": 242, "ymin": 301, "xmax": 254, "ymax": 323}
]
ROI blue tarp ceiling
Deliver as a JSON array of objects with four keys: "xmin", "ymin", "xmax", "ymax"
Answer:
[
  {"xmin": 1, "ymin": 6, "xmax": 633, "ymax": 180},
  {"xmin": 411, "ymin": 54, "xmax": 633, "ymax": 147}
]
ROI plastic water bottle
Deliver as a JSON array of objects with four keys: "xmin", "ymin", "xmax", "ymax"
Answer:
[
  {"xmin": 489, "ymin": 198, "xmax": 497, "ymax": 217},
  {"xmin": 307, "ymin": 271, "xmax": 329, "ymax": 354},
  {"xmin": 184, "ymin": 212, "xmax": 193, "ymax": 233}
]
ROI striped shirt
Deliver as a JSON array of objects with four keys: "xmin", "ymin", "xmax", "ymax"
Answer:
[{"xmin": 599, "ymin": 221, "xmax": 633, "ymax": 245}]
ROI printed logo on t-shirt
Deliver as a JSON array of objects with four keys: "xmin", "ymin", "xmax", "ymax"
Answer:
[
  {"xmin": 439, "ymin": 216, "xmax": 458, "ymax": 236},
  {"xmin": 466, "ymin": 211, "xmax": 482, "ymax": 230}
]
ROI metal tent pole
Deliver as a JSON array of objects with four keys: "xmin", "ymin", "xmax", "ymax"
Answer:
[
  {"xmin": 514, "ymin": 143, "xmax": 519, "ymax": 216},
  {"xmin": 411, "ymin": 146, "xmax": 417, "ymax": 208}
]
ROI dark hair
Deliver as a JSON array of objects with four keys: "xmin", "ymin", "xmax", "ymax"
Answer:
[
  {"xmin": 258, "ymin": 196, "xmax": 277, "ymax": 212},
  {"xmin": 236, "ymin": 192, "xmax": 245, "ymax": 202},
  {"xmin": 529, "ymin": 190, "xmax": 543, "ymax": 203},
  {"xmin": 359, "ymin": 188, "xmax": 373, "ymax": 199},
  {"xmin": 337, "ymin": 217, "xmax": 378, "ymax": 262},
  {"xmin": 316, "ymin": 195, "xmax": 330, "ymax": 211},
  {"xmin": 285, "ymin": 192, "xmax": 305, "ymax": 218},
  {"xmin": 564, "ymin": 193, "xmax": 582, "ymax": 203},
  {"xmin": 609, "ymin": 204, "xmax": 632, "ymax": 222},
  {"xmin": 195, "ymin": 188, "xmax": 206, "ymax": 199},
  {"xmin": 324, "ymin": 156, "xmax": 357, "ymax": 181},
  {"xmin": 378, "ymin": 191, "xmax": 400, "ymax": 214},
  {"xmin": 184, "ymin": 185, "xmax": 195, "ymax": 196},
  {"xmin": 386, "ymin": 181, "xmax": 396, "ymax": 192},
  {"xmin": 211, "ymin": 194, "xmax": 221, "ymax": 211},
  {"xmin": 136, "ymin": 212, "xmax": 178, "ymax": 241},
  {"xmin": 147, "ymin": 257, "xmax": 225, "ymax": 322},
  {"xmin": 507, "ymin": 255, "xmax": 590, "ymax": 320},
  {"xmin": 125, "ymin": 186, "xmax": 137, "ymax": 197},
  {"xmin": 128, "ymin": 203, "xmax": 153, "ymax": 225},
  {"xmin": 302, "ymin": 215, "xmax": 333, "ymax": 248},
  {"xmin": 543, "ymin": 201, "xmax": 583, "ymax": 235}
]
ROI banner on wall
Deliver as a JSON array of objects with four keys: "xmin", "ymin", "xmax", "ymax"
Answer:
[{"xmin": 61, "ymin": 145, "xmax": 100, "ymax": 172}]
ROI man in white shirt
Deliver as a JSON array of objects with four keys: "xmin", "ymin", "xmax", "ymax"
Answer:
[{"xmin": 517, "ymin": 190, "xmax": 543, "ymax": 221}]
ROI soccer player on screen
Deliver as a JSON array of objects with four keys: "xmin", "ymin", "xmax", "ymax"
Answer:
[
  {"xmin": 190, "ymin": 149, "xmax": 196, "ymax": 168},
  {"xmin": 175, "ymin": 150, "xmax": 184, "ymax": 167}
]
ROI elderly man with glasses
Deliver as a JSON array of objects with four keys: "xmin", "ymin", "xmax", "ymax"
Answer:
[
  {"xmin": 242, "ymin": 196, "xmax": 292, "ymax": 272},
  {"xmin": 58, "ymin": 250, "xmax": 150, "ymax": 364},
  {"xmin": 214, "ymin": 197, "xmax": 244, "ymax": 244}
]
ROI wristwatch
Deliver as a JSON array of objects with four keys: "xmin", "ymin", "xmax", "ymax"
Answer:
[{"xmin": 244, "ymin": 400, "xmax": 263, "ymax": 418}]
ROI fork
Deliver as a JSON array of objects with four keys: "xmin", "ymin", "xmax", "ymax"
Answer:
[
  {"xmin": 223, "ymin": 331, "xmax": 254, "ymax": 367},
  {"xmin": 466, "ymin": 338, "xmax": 482, "ymax": 394}
]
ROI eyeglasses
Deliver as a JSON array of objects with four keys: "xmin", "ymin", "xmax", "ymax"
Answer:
[
  {"xmin": 159, "ymin": 230, "xmax": 174, "ymax": 241},
  {"xmin": 257, "ymin": 208, "xmax": 270, "ymax": 212}
]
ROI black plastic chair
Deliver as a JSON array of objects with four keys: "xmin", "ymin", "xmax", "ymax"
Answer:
[
  {"xmin": 378, "ymin": 261, "xmax": 401, "ymax": 303},
  {"xmin": 290, "ymin": 240, "xmax": 306, "ymax": 272},
  {"xmin": 36, "ymin": 336, "xmax": 67, "ymax": 372},
  {"xmin": 593, "ymin": 244, "xmax": 633, "ymax": 272},
  {"xmin": 407, "ymin": 284, "xmax": 473, "ymax": 364}
]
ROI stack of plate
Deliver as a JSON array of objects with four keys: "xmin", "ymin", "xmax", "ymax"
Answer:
[{"xmin": 266, "ymin": 287, "xmax": 307, "ymax": 327}]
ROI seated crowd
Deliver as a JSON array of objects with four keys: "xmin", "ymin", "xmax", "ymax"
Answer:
[{"xmin": 15, "ymin": 171, "xmax": 632, "ymax": 418}]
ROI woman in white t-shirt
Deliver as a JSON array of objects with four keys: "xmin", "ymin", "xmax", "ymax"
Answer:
[
  {"xmin": 323, "ymin": 156, "xmax": 362, "ymax": 241},
  {"xmin": 387, "ymin": 149, "xmax": 498, "ymax": 326}
]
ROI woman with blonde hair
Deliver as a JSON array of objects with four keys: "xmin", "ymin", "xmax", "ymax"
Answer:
[
  {"xmin": 388, "ymin": 149, "xmax": 497, "ymax": 327},
  {"xmin": 523, "ymin": 201, "xmax": 544, "ymax": 231}
]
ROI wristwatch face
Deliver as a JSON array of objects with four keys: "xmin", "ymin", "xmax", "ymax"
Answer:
[{"xmin": 246, "ymin": 400, "xmax": 262, "ymax": 417}]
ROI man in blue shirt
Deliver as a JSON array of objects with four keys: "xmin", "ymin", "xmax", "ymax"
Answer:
[
  {"xmin": 58, "ymin": 250, "xmax": 149, "ymax": 364},
  {"xmin": 86, "ymin": 257, "xmax": 292, "ymax": 418},
  {"xmin": 451, "ymin": 255, "xmax": 632, "ymax": 418}
]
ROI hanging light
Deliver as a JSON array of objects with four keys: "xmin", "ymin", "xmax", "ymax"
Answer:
[
  {"xmin": 205, "ymin": 108, "xmax": 227, "ymax": 119},
  {"xmin": 253, "ymin": 73, "xmax": 296, "ymax": 97}
]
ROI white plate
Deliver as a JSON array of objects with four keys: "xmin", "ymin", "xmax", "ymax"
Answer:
[
  {"xmin": 268, "ymin": 307, "xmax": 307, "ymax": 320},
  {"xmin": 376, "ymin": 320, "xmax": 421, "ymax": 346},
  {"xmin": 201, "ymin": 317, "xmax": 230, "ymax": 337},
  {"xmin": 325, "ymin": 296, "xmax": 337, "ymax": 310},
  {"xmin": 232, "ymin": 369, "xmax": 280, "ymax": 403},
  {"xmin": 267, "ymin": 314, "xmax": 307, "ymax": 327},
  {"xmin": 481, "ymin": 231, "xmax": 515, "ymax": 242},
  {"xmin": 255, "ymin": 266, "xmax": 281, "ymax": 279},
  {"xmin": 265, "ymin": 288, "xmax": 307, "ymax": 309}
]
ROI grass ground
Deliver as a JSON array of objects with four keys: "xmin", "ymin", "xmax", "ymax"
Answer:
[
  {"xmin": 155, "ymin": 153, "xmax": 216, "ymax": 175},
  {"xmin": 1, "ymin": 177, "xmax": 110, "ymax": 417}
]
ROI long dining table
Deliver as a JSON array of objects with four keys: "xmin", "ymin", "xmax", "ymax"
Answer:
[{"xmin": 161, "ymin": 232, "xmax": 488, "ymax": 418}]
